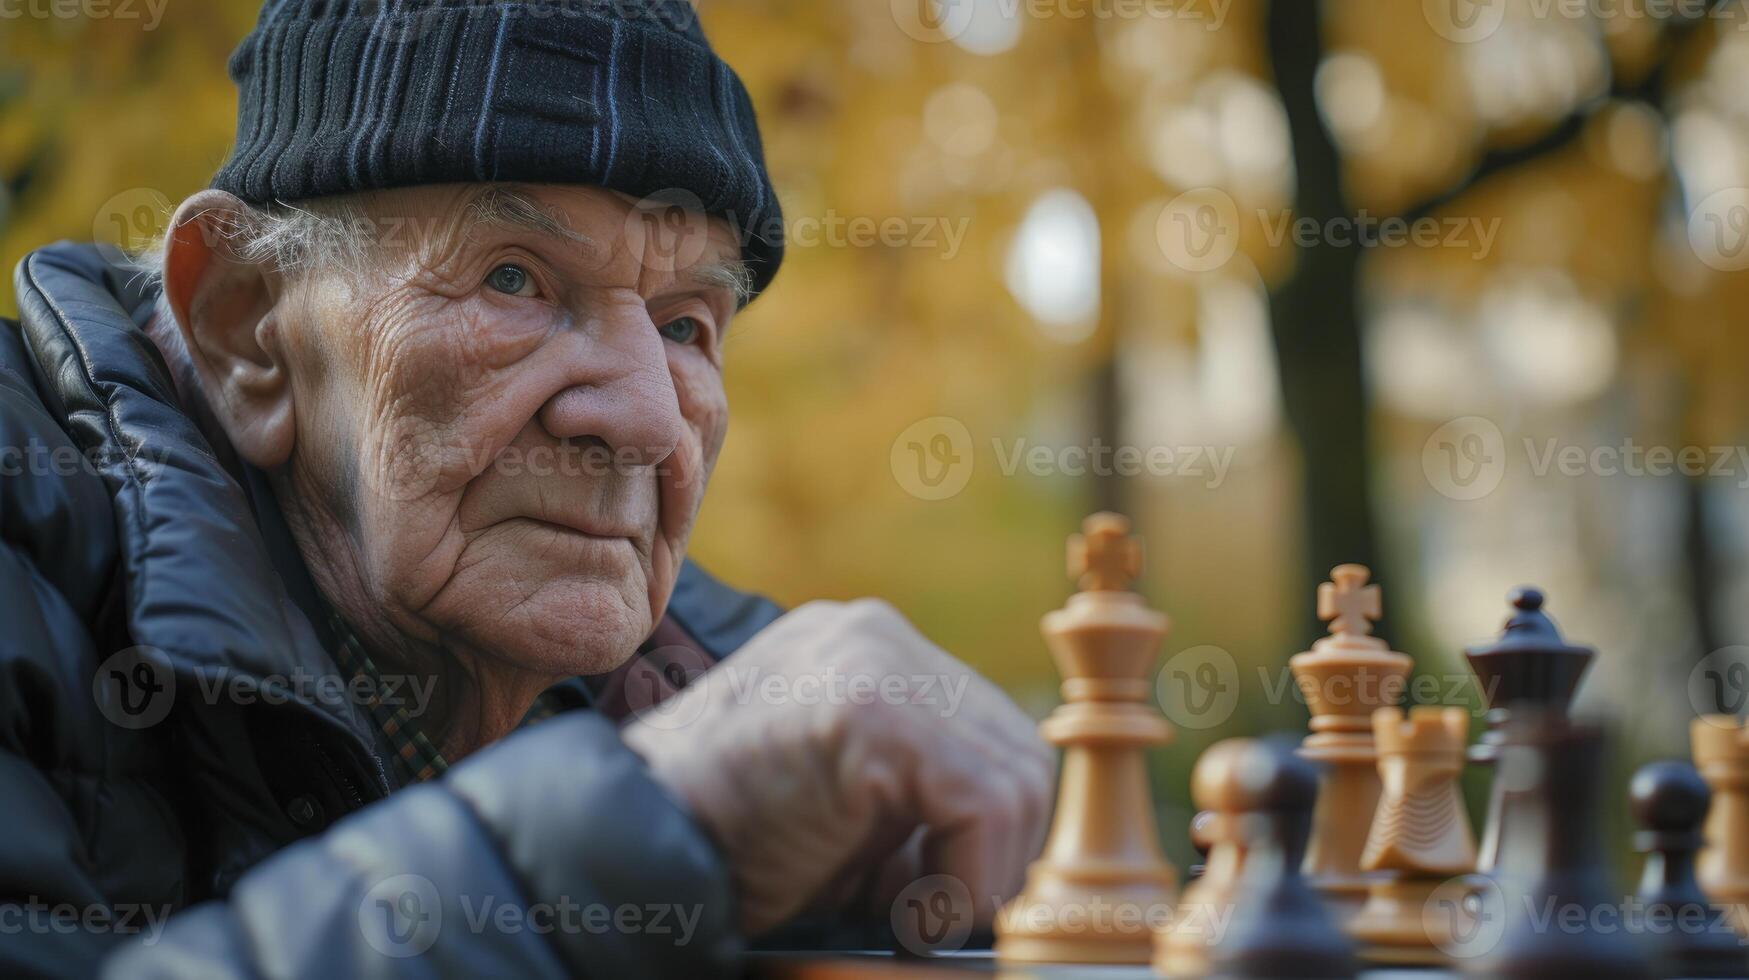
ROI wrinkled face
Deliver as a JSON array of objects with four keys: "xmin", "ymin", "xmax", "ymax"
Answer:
[{"xmin": 281, "ymin": 184, "xmax": 742, "ymax": 677}]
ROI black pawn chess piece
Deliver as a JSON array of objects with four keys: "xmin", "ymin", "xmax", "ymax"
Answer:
[
  {"xmin": 1465, "ymin": 587, "xmax": 1595, "ymax": 872},
  {"xmin": 1470, "ymin": 717, "xmax": 1652, "ymax": 980},
  {"xmin": 1208, "ymin": 737, "xmax": 1358, "ymax": 980},
  {"xmin": 1629, "ymin": 760, "xmax": 1749, "ymax": 979}
]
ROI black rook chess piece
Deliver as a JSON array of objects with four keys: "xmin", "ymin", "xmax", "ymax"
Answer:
[
  {"xmin": 1629, "ymin": 760, "xmax": 1749, "ymax": 979},
  {"xmin": 1470, "ymin": 717, "xmax": 1652, "ymax": 980},
  {"xmin": 1207, "ymin": 737, "xmax": 1358, "ymax": 980},
  {"xmin": 1465, "ymin": 587, "xmax": 1595, "ymax": 872}
]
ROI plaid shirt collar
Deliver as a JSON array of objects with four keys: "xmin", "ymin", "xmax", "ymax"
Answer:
[
  {"xmin": 327, "ymin": 614, "xmax": 451, "ymax": 784},
  {"xmin": 327, "ymin": 614, "xmax": 564, "ymax": 786}
]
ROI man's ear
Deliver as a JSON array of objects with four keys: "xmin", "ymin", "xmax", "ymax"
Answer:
[{"xmin": 161, "ymin": 190, "xmax": 296, "ymax": 470}]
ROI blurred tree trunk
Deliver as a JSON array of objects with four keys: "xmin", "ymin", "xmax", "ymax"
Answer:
[{"xmin": 1264, "ymin": 0, "xmax": 1386, "ymax": 632}]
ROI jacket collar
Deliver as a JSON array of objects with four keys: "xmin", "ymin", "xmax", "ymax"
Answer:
[{"xmin": 12, "ymin": 242, "xmax": 389, "ymax": 790}]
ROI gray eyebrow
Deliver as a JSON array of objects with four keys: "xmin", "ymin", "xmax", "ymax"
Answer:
[
  {"xmin": 463, "ymin": 186, "xmax": 595, "ymax": 247},
  {"xmin": 464, "ymin": 185, "xmax": 751, "ymax": 306},
  {"xmin": 689, "ymin": 259, "xmax": 755, "ymax": 308}
]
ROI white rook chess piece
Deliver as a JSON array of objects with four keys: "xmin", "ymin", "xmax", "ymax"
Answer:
[{"xmin": 995, "ymin": 512, "xmax": 1178, "ymax": 965}]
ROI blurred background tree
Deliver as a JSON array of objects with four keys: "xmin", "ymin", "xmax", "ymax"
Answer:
[{"xmin": 5, "ymin": 0, "xmax": 1748, "ymax": 868}]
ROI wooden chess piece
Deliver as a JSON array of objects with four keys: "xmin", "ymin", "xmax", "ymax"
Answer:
[
  {"xmin": 1692, "ymin": 715, "xmax": 1749, "ymax": 940},
  {"xmin": 1628, "ymin": 760, "xmax": 1748, "ymax": 979},
  {"xmin": 1468, "ymin": 716, "xmax": 1653, "ymax": 980},
  {"xmin": 1464, "ymin": 587, "xmax": 1594, "ymax": 874},
  {"xmin": 1156, "ymin": 740, "xmax": 1258, "ymax": 978},
  {"xmin": 1346, "ymin": 706, "xmax": 1477, "ymax": 966},
  {"xmin": 1187, "ymin": 810, "xmax": 1217, "ymax": 882},
  {"xmin": 1207, "ymin": 737, "xmax": 1359, "ymax": 980},
  {"xmin": 995, "ymin": 513, "xmax": 1177, "ymax": 965},
  {"xmin": 1289, "ymin": 565, "xmax": 1412, "ymax": 921}
]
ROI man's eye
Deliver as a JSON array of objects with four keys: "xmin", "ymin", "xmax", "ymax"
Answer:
[
  {"xmin": 486, "ymin": 263, "xmax": 536, "ymax": 297},
  {"xmin": 658, "ymin": 317, "xmax": 703, "ymax": 345}
]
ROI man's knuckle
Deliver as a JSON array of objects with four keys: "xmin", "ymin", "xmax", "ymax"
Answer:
[{"xmin": 843, "ymin": 596, "xmax": 899, "ymax": 627}]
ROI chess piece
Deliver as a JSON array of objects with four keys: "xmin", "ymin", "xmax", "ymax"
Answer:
[
  {"xmin": 1628, "ymin": 760, "xmax": 1748, "ymax": 979},
  {"xmin": 1288, "ymin": 565, "xmax": 1412, "ymax": 920},
  {"xmin": 1468, "ymin": 716, "xmax": 1653, "ymax": 980},
  {"xmin": 1206, "ymin": 737, "xmax": 1358, "ymax": 980},
  {"xmin": 1156, "ymin": 740, "xmax": 1257, "ymax": 977},
  {"xmin": 1187, "ymin": 809, "xmax": 1217, "ymax": 881},
  {"xmin": 1692, "ymin": 715, "xmax": 1749, "ymax": 939},
  {"xmin": 995, "ymin": 513, "xmax": 1177, "ymax": 964},
  {"xmin": 1346, "ymin": 706, "xmax": 1477, "ymax": 966},
  {"xmin": 1465, "ymin": 587, "xmax": 1594, "ymax": 873}
]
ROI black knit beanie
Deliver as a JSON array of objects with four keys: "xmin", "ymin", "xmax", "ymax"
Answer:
[{"xmin": 212, "ymin": 0, "xmax": 783, "ymax": 296}]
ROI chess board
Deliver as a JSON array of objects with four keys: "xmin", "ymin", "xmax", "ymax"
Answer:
[
  {"xmin": 762, "ymin": 514, "xmax": 1749, "ymax": 980},
  {"xmin": 748, "ymin": 951, "xmax": 1455, "ymax": 979}
]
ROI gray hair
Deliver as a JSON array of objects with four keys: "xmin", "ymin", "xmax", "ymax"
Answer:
[
  {"xmin": 136, "ymin": 188, "xmax": 564, "ymax": 289},
  {"xmin": 134, "ymin": 186, "xmax": 752, "ymax": 323},
  {"xmin": 132, "ymin": 194, "xmax": 394, "ymax": 332}
]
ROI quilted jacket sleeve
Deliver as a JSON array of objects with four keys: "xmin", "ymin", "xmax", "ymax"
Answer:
[{"xmin": 103, "ymin": 713, "xmax": 742, "ymax": 979}]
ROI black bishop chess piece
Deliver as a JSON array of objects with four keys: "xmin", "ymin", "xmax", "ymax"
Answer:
[
  {"xmin": 1465, "ymin": 587, "xmax": 1595, "ymax": 873},
  {"xmin": 1629, "ymin": 760, "xmax": 1749, "ymax": 979},
  {"xmin": 1207, "ymin": 737, "xmax": 1358, "ymax": 980},
  {"xmin": 1467, "ymin": 716, "xmax": 1653, "ymax": 980}
]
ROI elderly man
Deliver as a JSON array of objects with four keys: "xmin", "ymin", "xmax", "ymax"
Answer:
[{"xmin": 0, "ymin": 2, "xmax": 1050, "ymax": 976}]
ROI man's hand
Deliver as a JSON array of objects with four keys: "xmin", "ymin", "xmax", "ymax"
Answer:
[{"xmin": 622, "ymin": 599, "xmax": 1054, "ymax": 936}]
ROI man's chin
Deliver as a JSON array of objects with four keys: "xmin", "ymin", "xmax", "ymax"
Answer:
[{"xmin": 453, "ymin": 576, "xmax": 653, "ymax": 678}]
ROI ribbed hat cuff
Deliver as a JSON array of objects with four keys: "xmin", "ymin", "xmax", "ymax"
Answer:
[{"xmin": 213, "ymin": 2, "xmax": 782, "ymax": 294}]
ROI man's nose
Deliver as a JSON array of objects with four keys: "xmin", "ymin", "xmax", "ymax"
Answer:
[{"xmin": 537, "ymin": 322, "xmax": 685, "ymax": 469}]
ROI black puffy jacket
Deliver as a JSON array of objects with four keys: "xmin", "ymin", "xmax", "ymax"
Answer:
[{"xmin": 0, "ymin": 242, "xmax": 784, "ymax": 978}]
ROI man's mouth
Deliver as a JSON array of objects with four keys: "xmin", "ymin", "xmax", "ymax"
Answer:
[{"xmin": 518, "ymin": 514, "xmax": 640, "ymax": 541}]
